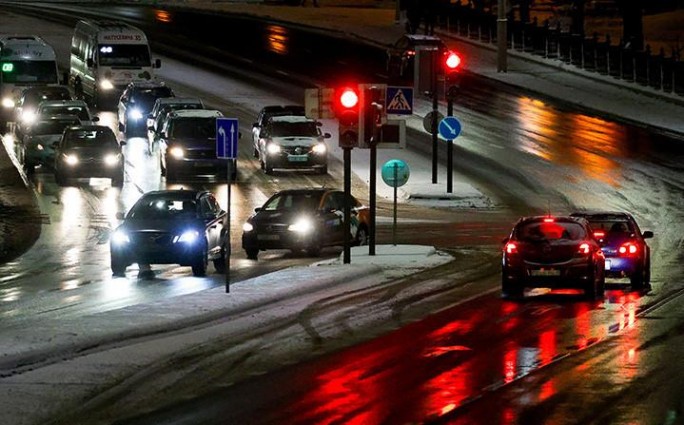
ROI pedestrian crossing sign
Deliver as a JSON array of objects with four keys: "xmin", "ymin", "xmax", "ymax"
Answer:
[{"xmin": 386, "ymin": 86, "xmax": 413, "ymax": 115}]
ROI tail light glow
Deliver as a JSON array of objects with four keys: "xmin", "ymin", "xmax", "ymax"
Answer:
[
  {"xmin": 543, "ymin": 217, "xmax": 555, "ymax": 223},
  {"xmin": 578, "ymin": 242, "xmax": 591, "ymax": 255},
  {"xmin": 593, "ymin": 231, "xmax": 605, "ymax": 239},
  {"xmin": 505, "ymin": 242, "xmax": 517, "ymax": 254},
  {"xmin": 619, "ymin": 243, "xmax": 639, "ymax": 256}
]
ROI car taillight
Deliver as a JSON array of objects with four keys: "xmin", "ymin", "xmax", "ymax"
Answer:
[
  {"xmin": 593, "ymin": 231, "xmax": 605, "ymax": 239},
  {"xmin": 578, "ymin": 242, "xmax": 591, "ymax": 255},
  {"xmin": 619, "ymin": 242, "xmax": 639, "ymax": 256},
  {"xmin": 505, "ymin": 242, "xmax": 517, "ymax": 254}
]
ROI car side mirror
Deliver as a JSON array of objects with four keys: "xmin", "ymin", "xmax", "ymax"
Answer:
[
  {"xmin": 155, "ymin": 58, "xmax": 162, "ymax": 68},
  {"xmin": 323, "ymin": 132, "xmax": 331, "ymax": 138},
  {"xmin": 254, "ymin": 207, "xmax": 262, "ymax": 213},
  {"xmin": 119, "ymin": 140, "xmax": 127, "ymax": 146},
  {"xmin": 642, "ymin": 231, "xmax": 654, "ymax": 239},
  {"xmin": 52, "ymin": 141, "xmax": 60, "ymax": 149},
  {"xmin": 115, "ymin": 212, "xmax": 125, "ymax": 220},
  {"xmin": 86, "ymin": 58, "xmax": 94, "ymax": 68},
  {"xmin": 148, "ymin": 126, "xmax": 155, "ymax": 131}
]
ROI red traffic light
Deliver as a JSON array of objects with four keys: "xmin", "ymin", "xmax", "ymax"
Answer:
[
  {"xmin": 338, "ymin": 87, "xmax": 359, "ymax": 109},
  {"xmin": 444, "ymin": 51, "xmax": 462, "ymax": 71}
]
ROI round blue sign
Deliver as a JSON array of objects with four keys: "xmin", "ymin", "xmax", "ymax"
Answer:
[
  {"xmin": 381, "ymin": 159, "xmax": 410, "ymax": 188},
  {"xmin": 438, "ymin": 116, "xmax": 462, "ymax": 140}
]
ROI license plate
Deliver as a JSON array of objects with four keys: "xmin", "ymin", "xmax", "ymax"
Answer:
[
  {"xmin": 257, "ymin": 234, "xmax": 279, "ymax": 241},
  {"xmin": 530, "ymin": 269, "xmax": 560, "ymax": 277},
  {"xmin": 605, "ymin": 260, "xmax": 611, "ymax": 270},
  {"xmin": 288, "ymin": 155, "xmax": 308, "ymax": 162},
  {"xmin": 193, "ymin": 162, "xmax": 213, "ymax": 168}
]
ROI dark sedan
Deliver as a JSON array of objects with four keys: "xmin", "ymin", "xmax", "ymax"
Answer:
[
  {"xmin": 570, "ymin": 211, "xmax": 653, "ymax": 290},
  {"xmin": 110, "ymin": 189, "xmax": 227, "ymax": 277},
  {"xmin": 501, "ymin": 215, "xmax": 606, "ymax": 299},
  {"xmin": 53, "ymin": 125, "xmax": 125, "ymax": 187},
  {"xmin": 242, "ymin": 188, "xmax": 370, "ymax": 260}
]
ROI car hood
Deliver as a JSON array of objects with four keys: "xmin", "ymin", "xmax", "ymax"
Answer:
[
  {"xmin": 119, "ymin": 218, "xmax": 202, "ymax": 233},
  {"xmin": 169, "ymin": 137, "xmax": 214, "ymax": 148},
  {"xmin": 27, "ymin": 134, "xmax": 61, "ymax": 146},
  {"xmin": 249, "ymin": 210, "xmax": 316, "ymax": 226},
  {"xmin": 270, "ymin": 136, "xmax": 320, "ymax": 147},
  {"xmin": 65, "ymin": 147, "xmax": 120, "ymax": 156}
]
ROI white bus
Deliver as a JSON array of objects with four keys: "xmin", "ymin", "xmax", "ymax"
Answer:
[
  {"xmin": 70, "ymin": 19, "xmax": 160, "ymax": 108},
  {"xmin": 0, "ymin": 35, "xmax": 60, "ymax": 127}
]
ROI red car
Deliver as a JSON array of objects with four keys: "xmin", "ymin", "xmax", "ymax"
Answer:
[{"xmin": 502, "ymin": 215, "xmax": 606, "ymax": 299}]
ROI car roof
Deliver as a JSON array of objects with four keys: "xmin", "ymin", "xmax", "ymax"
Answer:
[
  {"xmin": 275, "ymin": 187, "xmax": 337, "ymax": 196},
  {"xmin": 169, "ymin": 109, "xmax": 222, "ymax": 119},
  {"xmin": 35, "ymin": 114, "xmax": 81, "ymax": 122},
  {"xmin": 141, "ymin": 189, "xmax": 205, "ymax": 200},
  {"xmin": 517, "ymin": 215, "xmax": 588, "ymax": 225},
  {"xmin": 261, "ymin": 105, "xmax": 305, "ymax": 113},
  {"xmin": 66, "ymin": 125, "xmax": 114, "ymax": 132},
  {"xmin": 155, "ymin": 97, "xmax": 202, "ymax": 106},
  {"xmin": 38, "ymin": 100, "xmax": 89, "ymax": 107},
  {"xmin": 22, "ymin": 85, "xmax": 70, "ymax": 94},
  {"xmin": 269, "ymin": 115, "xmax": 315, "ymax": 123},
  {"xmin": 127, "ymin": 81, "xmax": 168, "ymax": 89},
  {"xmin": 570, "ymin": 211, "xmax": 633, "ymax": 220}
]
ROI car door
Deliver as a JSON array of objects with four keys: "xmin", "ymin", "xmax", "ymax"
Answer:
[
  {"xmin": 200, "ymin": 194, "xmax": 224, "ymax": 257},
  {"xmin": 320, "ymin": 192, "xmax": 345, "ymax": 246}
]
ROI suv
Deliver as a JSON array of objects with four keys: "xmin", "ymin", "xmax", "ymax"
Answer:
[
  {"xmin": 255, "ymin": 115, "xmax": 330, "ymax": 175},
  {"xmin": 242, "ymin": 188, "xmax": 370, "ymax": 260},
  {"xmin": 158, "ymin": 109, "xmax": 237, "ymax": 181},
  {"xmin": 118, "ymin": 81, "xmax": 174, "ymax": 136},
  {"xmin": 53, "ymin": 125, "xmax": 125, "ymax": 187},
  {"xmin": 110, "ymin": 189, "xmax": 227, "ymax": 277},
  {"xmin": 15, "ymin": 85, "xmax": 72, "ymax": 135},
  {"xmin": 570, "ymin": 211, "xmax": 653, "ymax": 290},
  {"xmin": 35, "ymin": 100, "xmax": 99, "ymax": 125},
  {"xmin": 147, "ymin": 97, "xmax": 205, "ymax": 151},
  {"xmin": 251, "ymin": 105, "xmax": 305, "ymax": 155}
]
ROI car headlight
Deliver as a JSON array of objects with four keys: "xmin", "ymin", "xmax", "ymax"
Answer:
[
  {"xmin": 129, "ymin": 108, "xmax": 143, "ymax": 120},
  {"xmin": 266, "ymin": 143, "xmax": 281, "ymax": 155},
  {"xmin": 111, "ymin": 229, "xmax": 130, "ymax": 245},
  {"xmin": 62, "ymin": 154, "xmax": 79, "ymax": 165},
  {"xmin": 312, "ymin": 143, "xmax": 327, "ymax": 154},
  {"xmin": 104, "ymin": 153, "xmax": 121, "ymax": 166},
  {"xmin": 1, "ymin": 98, "xmax": 15, "ymax": 108},
  {"xmin": 174, "ymin": 230, "xmax": 199, "ymax": 244},
  {"xmin": 3, "ymin": 133, "xmax": 15, "ymax": 144},
  {"xmin": 36, "ymin": 143, "xmax": 44, "ymax": 151},
  {"xmin": 100, "ymin": 79, "xmax": 114, "ymax": 90},
  {"xmin": 243, "ymin": 222, "xmax": 254, "ymax": 232},
  {"xmin": 288, "ymin": 217, "xmax": 314, "ymax": 234},
  {"xmin": 169, "ymin": 146, "xmax": 184, "ymax": 159},
  {"xmin": 21, "ymin": 110, "xmax": 36, "ymax": 124}
]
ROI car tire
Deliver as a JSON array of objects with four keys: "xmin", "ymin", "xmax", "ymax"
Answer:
[
  {"xmin": 264, "ymin": 160, "xmax": 273, "ymax": 175},
  {"xmin": 111, "ymin": 255, "xmax": 127, "ymax": 277},
  {"xmin": 55, "ymin": 172, "xmax": 68, "ymax": 187},
  {"xmin": 112, "ymin": 174, "xmax": 124, "ymax": 188},
  {"xmin": 192, "ymin": 249, "xmax": 208, "ymax": 277},
  {"xmin": 318, "ymin": 165, "xmax": 328, "ymax": 175},
  {"xmin": 630, "ymin": 266, "xmax": 646, "ymax": 290},
  {"xmin": 245, "ymin": 249, "xmax": 258, "ymax": 260},
  {"xmin": 502, "ymin": 277, "xmax": 523, "ymax": 299},
  {"xmin": 213, "ymin": 242, "xmax": 227, "ymax": 273},
  {"xmin": 585, "ymin": 268, "xmax": 603, "ymax": 300},
  {"xmin": 305, "ymin": 242, "xmax": 321, "ymax": 257}
]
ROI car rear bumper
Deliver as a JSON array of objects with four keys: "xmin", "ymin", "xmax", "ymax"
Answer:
[{"xmin": 503, "ymin": 262, "xmax": 596, "ymax": 288}]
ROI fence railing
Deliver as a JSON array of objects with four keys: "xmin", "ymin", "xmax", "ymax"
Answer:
[{"xmin": 438, "ymin": 4, "xmax": 684, "ymax": 97}]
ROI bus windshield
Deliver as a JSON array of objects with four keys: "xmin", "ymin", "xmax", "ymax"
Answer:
[
  {"xmin": 0, "ymin": 61, "xmax": 58, "ymax": 84},
  {"xmin": 98, "ymin": 44, "xmax": 151, "ymax": 67}
]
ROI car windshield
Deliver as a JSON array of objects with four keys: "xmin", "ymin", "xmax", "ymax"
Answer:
[
  {"xmin": 98, "ymin": 44, "xmax": 151, "ymax": 67},
  {"xmin": 40, "ymin": 105, "xmax": 90, "ymax": 121},
  {"xmin": 128, "ymin": 197, "xmax": 197, "ymax": 219},
  {"xmin": 24, "ymin": 90, "xmax": 71, "ymax": 107},
  {"xmin": 263, "ymin": 192, "xmax": 321, "ymax": 211},
  {"xmin": 269, "ymin": 121, "xmax": 319, "ymax": 137},
  {"xmin": 517, "ymin": 221, "xmax": 586, "ymax": 241},
  {"xmin": 31, "ymin": 120, "xmax": 78, "ymax": 136},
  {"xmin": 159, "ymin": 103, "xmax": 202, "ymax": 116},
  {"xmin": 171, "ymin": 118, "xmax": 215, "ymax": 139},
  {"xmin": 64, "ymin": 129, "xmax": 118, "ymax": 148},
  {"xmin": 130, "ymin": 87, "xmax": 174, "ymax": 110},
  {"xmin": 586, "ymin": 220, "xmax": 634, "ymax": 238}
]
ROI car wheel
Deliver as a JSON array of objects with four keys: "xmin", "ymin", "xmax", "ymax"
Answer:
[
  {"xmin": 192, "ymin": 249, "xmax": 208, "ymax": 277},
  {"xmin": 55, "ymin": 172, "xmax": 68, "ymax": 187},
  {"xmin": 630, "ymin": 266, "xmax": 645, "ymax": 290},
  {"xmin": 501, "ymin": 276, "xmax": 523, "ymax": 299},
  {"xmin": 213, "ymin": 242, "xmax": 227, "ymax": 273},
  {"xmin": 355, "ymin": 225, "xmax": 369, "ymax": 246},
  {"xmin": 245, "ymin": 249, "xmax": 259, "ymax": 260},
  {"xmin": 111, "ymin": 255, "xmax": 127, "ymax": 277},
  {"xmin": 264, "ymin": 160, "xmax": 273, "ymax": 175},
  {"xmin": 112, "ymin": 174, "xmax": 124, "ymax": 188},
  {"xmin": 585, "ymin": 269, "xmax": 603, "ymax": 300},
  {"xmin": 305, "ymin": 242, "xmax": 321, "ymax": 257},
  {"xmin": 318, "ymin": 165, "xmax": 328, "ymax": 175}
]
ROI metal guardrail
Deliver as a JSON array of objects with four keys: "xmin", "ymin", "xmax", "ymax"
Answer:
[{"xmin": 438, "ymin": 4, "xmax": 683, "ymax": 97}]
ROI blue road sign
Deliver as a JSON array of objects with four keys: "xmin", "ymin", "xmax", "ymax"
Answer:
[
  {"xmin": 381, "ymin": 159, "xmax": 410, "ymax": 188},
  {"xmin": 216, "ymin": 118, "xmax": 239, "ymax": 159},
  {"xmin": 386, "ymin": 86, "xmax": 413, "ymax": 115},
  {"xmin": 438, "ymin": 116, "xmax": 462, "ymax": 140}
]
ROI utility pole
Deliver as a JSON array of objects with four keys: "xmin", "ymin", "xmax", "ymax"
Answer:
[{"xmin": 497, "ymin": 0, "xmax": 508, "ymax": 72}]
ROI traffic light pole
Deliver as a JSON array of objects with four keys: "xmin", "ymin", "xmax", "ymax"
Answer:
[
  {"xmin": 446, "ymin": 97, "xmax": 454, "ymax": 193},
  {"xmin": 369, "ymin": 137, "xmax": 377, "ymax": 256},
  {"xmin": 431, "ymin": 52, "xmax": 439, "ymax": 184},
  {"xmin": 343, "ymin": 147, "xmax": 352, "ymax": 264}
]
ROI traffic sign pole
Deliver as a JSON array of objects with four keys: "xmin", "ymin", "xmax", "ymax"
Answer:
[
  {"xmin": 447, "ymin": 99, "xmax": 454, "ymax": 193},
  {"xmin": 343, "ymin": 147, "xmax": 351, "ymax": 264},
  {"xmin": 393, "ymin": 163, "xmax": 398, "ymax": 245},
  {"xmin": 226, "ymin": 160, "xmax": 231, "ymax": 292}
]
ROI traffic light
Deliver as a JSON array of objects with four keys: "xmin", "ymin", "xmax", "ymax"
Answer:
[
  {"xmin": 335, "ymin": 86, "xmax": 360, "ymax": 148},
  {"xmin": 360, "ymin": 85, "xmax": 385, "ymax": 148},
  {"xmin": 444, "ymin": 50, "xmax": 462, "ymax": 100}
]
